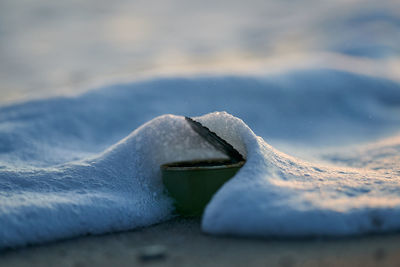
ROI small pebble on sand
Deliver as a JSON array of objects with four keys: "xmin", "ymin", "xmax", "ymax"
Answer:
[{"xmin": 138, "ymin": 245, "xmax": 167, "ymax": 262}]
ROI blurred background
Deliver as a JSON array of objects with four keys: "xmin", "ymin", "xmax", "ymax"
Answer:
[{"xmin": 0, "ymin": 0, "xmax": 399, "ymax": 103}]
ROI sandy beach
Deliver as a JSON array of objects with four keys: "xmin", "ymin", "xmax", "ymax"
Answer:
[
  {"xmin": 1, "ymin": 218, "xmax": 399, "ymax": 267},
  {"xmin": 1, "ymin": 1, "xmax": 400, "ymax": 266}
]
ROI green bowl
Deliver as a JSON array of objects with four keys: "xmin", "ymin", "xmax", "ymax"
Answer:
[{"xmin": 161, "ymin": 159, "xmax": 245, "ymax": 217}]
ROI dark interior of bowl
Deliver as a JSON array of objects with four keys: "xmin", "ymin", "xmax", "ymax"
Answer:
[{"xmin": 161, "ymin": 158, "xmax": 237, "ymax": 168}]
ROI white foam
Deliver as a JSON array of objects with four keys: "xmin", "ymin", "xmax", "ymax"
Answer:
[
  {"xmin": 0, "ymin": 114, "xmax": 228, "ymax": 248},
  {"xmin": 0, "ymin": 70, "xmax": 400, "ymax": 248},
  {"xmin": 201, "ymin": 112, "xmax": 400, "ymax": 237}
]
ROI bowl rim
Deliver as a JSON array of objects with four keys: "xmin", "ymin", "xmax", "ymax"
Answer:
[{"xmin": 160, "ymin": 158, "xmax": 245, "ymax": 171}]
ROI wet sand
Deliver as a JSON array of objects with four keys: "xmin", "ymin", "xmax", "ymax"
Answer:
[{"xmin": 1, "ymin": 218, "xmax": 399, "ymax": 267}]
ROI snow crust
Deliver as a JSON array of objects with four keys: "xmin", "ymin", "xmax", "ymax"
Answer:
[{"xmin": 0, "ymin": 69, "xmax": 400, "ymax": 248}]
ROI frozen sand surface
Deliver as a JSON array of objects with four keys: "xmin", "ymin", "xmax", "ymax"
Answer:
[{"xmin": 0, "ymin": 70, "xmax": 400, "ymax": 248}]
